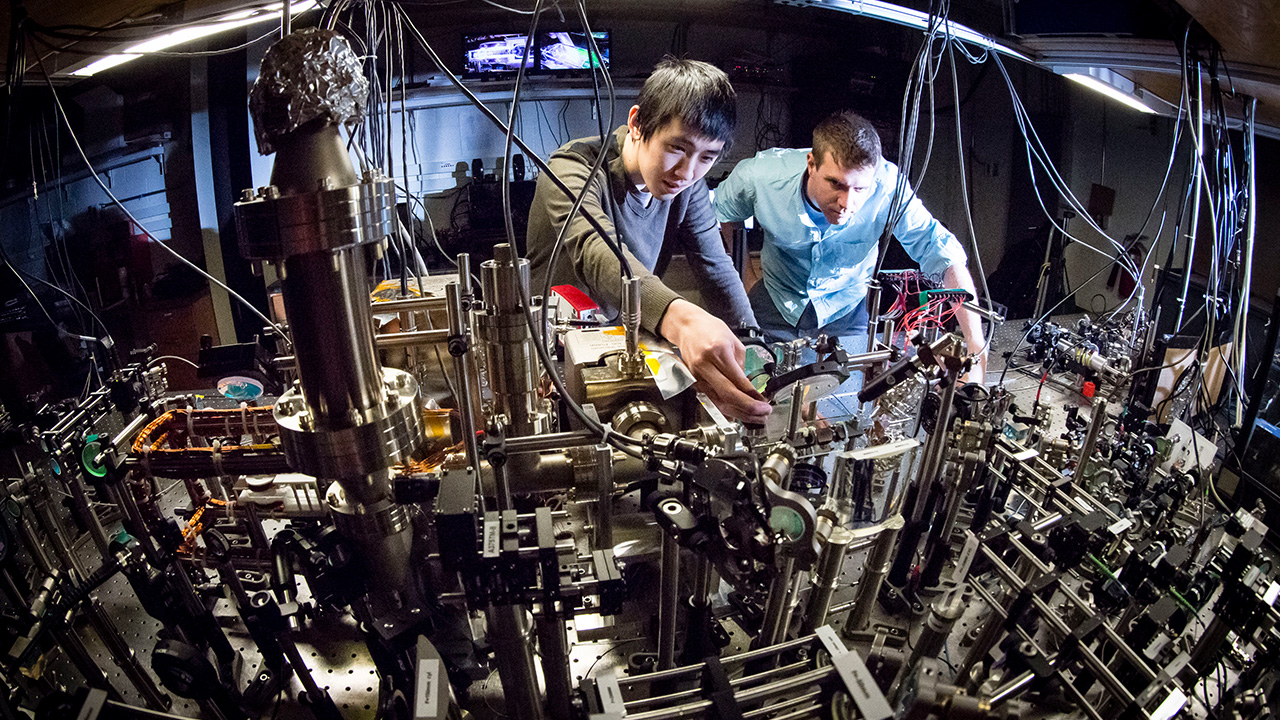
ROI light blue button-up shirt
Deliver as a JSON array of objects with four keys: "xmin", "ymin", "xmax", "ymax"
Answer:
[{"xmin": 713, "ymin": 147, "xmax": 968, "ymax": 328}]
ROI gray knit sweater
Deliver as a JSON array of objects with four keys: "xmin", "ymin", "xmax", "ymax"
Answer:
[{"xmin": 526, "ymin": 126, "xmax": 756, "ymax": 335}]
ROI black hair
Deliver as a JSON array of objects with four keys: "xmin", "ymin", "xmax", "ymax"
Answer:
[
  {"xmin": 812, "ymin": 110, "xmax": 882, "ymax": 170},
  {"xmin": 634, "ymin": 56, "xmax": 736, "ymax": 149}
]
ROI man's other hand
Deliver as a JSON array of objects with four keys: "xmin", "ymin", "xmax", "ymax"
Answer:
[{"xmin": 658, "ymin": 299, "xmax": 772, "ymax": 424}]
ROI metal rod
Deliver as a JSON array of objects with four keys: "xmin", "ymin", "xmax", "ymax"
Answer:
[
  {"xmin": 1076, "ymin": 398, "xmax": 1108, "ymax": 472},
  {"xmin": 625, "ymin": 660, "xmax": 809, "ymax": 710},
  {"xmin": 800, "ymin": 527, "xmax": 853, "ymax": 634},
  {"xmin": 274, "ymin": 328, "xmax": 452, "ymax": 369},
  {"xmin": 446, "ymin": 283, "xmax": 484, "ymax": 488},
  {"xmin": 844, "ymin": 516, "xmax": 903, "ymax": 636},
  {"xmin": 979, "ymin": 545, "xmax": 1141, "ymax": 706},
  {"xmin": 593, "ymin": 443, "xmax": 613, "ymax": 548},
  {"xmin": 626, "ymin": 666, "xmax": 836, "ymax": 720},
  {"xmin": 620, "ymin": 635, "xmax": 815, "ymax": 686},
  {"xmin": 864, "ymin": 279, "xmax": 882, "ymax": 354},
  {"xmin": 492, "ymin": 450, "xmax": 514, "ymax": 512},
  {"xmin": 505, "ymin": 429, "xmax": 598, "ymax": 455},
  {"xmin": 658, "ymin": 533, "xmax": 681, "ymax": 670},
  {"xmin": 370, "ymin": 328, "xmax": 451, "ymax": 349},
  {"xmin": 758, "ymin": 556, "xmax": 798, "ymax": 648},
  {"xmin": 54, "ymin": 626, "xmax": 124, "ymax": 700},
  {"xmin": 890, "ymin": 586, "xmax": 965, "ymax": 699},
  {"xmin": 620, "ymin": 276, "xmax": 643, "ymax": 377},
  {"xmin": 486, "ymin": 604, "xmax": 546, "ymax": 720},
  {"xmin": 990, "ymin": 670, "xmax": 1035, "ymax": 707},
  {"xmin": 66, "ymin": 473, "xmax": 111, "ymax": 559},
  {"xmin": 535, "ymin": 614, "xmax": 573, "ymax": 719},
  {"xmin": 786, "ymin": 381, "xmax": 804, "ymax": 441},
  {"xmin": 959, "ymin": 582, "xmax": 1015, "ymax": 687},
  {"xmin": 370, "ymin": 295, "xmax": 447, "ymax": 314}
]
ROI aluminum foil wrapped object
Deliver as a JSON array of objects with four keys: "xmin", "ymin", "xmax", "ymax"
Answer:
[{"xmin": 249, "ymin": 27, "xmax": 368, "ymax": 155}]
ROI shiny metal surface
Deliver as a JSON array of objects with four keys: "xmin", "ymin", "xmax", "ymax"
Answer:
[
  {"xmin": 248, "ymin": 28, "xmax": 369, "ymax": 154},
  {"xmin": 486, "ymin": 604, "xmax": 546, "ymax": 720},
  {"xmin": 799, "ymin": 526, "xmax": 854, "ymax": 634},
  {"xmin": 237, "ymin": 177, "xmax": 396, "ymax": 259},
  {"xmin": 658, "ymin": 529, "xmax": 681, "ymax": 670},
  {"xmin": 477, "ymin": 244, "xmax": 548, "ymax": 436},
  {"xmin": 843, "ymin": 516, "xmax": 903, "ymax": 636},
  {"xmin": 273, "ymin": 368, "xmax": 424, "ymax": 493},
  {"xmin": 281, "ymin": 246, "xmax": 385, "ymax": 423}
]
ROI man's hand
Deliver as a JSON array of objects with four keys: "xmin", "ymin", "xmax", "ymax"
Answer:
[
  {"xmin": 659, "ymin": 299, "xmax": 772, "ymax": 424},
  {"xmin": 943, "ymin": 263, "xmax": 988, "ymax": 386}
]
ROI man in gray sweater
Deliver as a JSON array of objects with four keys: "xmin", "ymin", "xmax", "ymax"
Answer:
[{"xmin": 527, "ymin": 58, "xmax": 770, "ymax": 423}]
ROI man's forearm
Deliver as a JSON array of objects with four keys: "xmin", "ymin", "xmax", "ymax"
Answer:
[{"xmin": 943, "ymin": 264, "xmax": 986, "ymax": 365}]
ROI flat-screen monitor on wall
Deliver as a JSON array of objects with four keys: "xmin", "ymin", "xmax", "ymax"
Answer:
[
  {"xmin": 537, "ymin": 31, "xmax": 610, "ymax": 72},
  {"xmin": 462, "ymin": 32, "xmax": 532, "ymax": 76}
]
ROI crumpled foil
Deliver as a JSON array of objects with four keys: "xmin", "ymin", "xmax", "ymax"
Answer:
[{"xmin": 248, "ymin": 27, "xmax": 368, "ymax": 155}]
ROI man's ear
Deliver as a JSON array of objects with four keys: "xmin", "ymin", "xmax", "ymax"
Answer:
[
  {"xmin": 806, "ymin": 151, "xmax": 817, "ymax": 173},
  {"xmin": 626, "ymin": 105, "xmax": 642, "ymax": 139}
]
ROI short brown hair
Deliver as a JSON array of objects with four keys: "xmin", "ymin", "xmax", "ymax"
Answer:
[
  {"xmin": 635, "ymin": 57, "xmax": 736, "ymax": 149},
  {"xmin": 812, "ymin": 111, "xmax": 881, "ymax": 170}
]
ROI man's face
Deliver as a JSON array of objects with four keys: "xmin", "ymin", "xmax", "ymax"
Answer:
[
  {"xmin": 627, "ymin": 108, "xmax": 725, "ymax": 201},
  {"xmin": 805, "ymin": 151, "xmax": 877, "ymax": 225}
]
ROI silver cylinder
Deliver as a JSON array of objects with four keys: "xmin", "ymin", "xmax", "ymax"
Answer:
[
  {"xmin": 891, "ymin": 585, "xmax": 966, "ymax": 699},
  {"xmin": 282, "ymin": 246, "xmax": 383, "ymax": 424},
  {"xmin": 326, "ymin": 482, "xmax": 414, "ymax": 603},
  {"xmin": 447, "ymin": 282, "xmax": 483, "ymax": 481},
  {"xmin": 913, "ymin": 376, "xmax": 959, "ymax": 522},
  {"xmin": 800, "ymin": 527, "xmax": 854, "ymax": 634},
  {"xmin": 535, "ymin": 614, "xmax": 572, "ymax": 719},
  {"xmin": 478, "ymin": 244, "xmax": 547, "ymax": 436},
  {"xmin": 487, "ymin": 604, "xmax": 545, "ymax": 720},
  {"xmin": 1076, "ymin": 398, "xmax": 1108, "ymax": 472},
  {"xmin": 843, "ymin": 519, "xmax": 902, "ymax": 636},
  {"xmin": 620, "ymin": 276, "xmax": 644, "ymax": 377},
  {"xmin": 759, "ymin": 556, "xmax": 798, "ymax": 648},
  {"xmin": 864, "ymin": 279, "xmax": 882, "ymax": 354},
  {"xmin": 959, "ymin": 587, "xmax": 1014, "ymax": 687}
]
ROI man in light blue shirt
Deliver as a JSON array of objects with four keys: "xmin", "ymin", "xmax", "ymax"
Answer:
[{"xmin": 714, "ymin": 110, "xmax": 987, "ymax": 384}]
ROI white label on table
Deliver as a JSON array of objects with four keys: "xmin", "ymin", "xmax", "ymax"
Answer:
[
  {"xmin": 952, "ymin": 531, "xmax": 980, "ymax": 583},
  {"xmin": 416, "ymin": 658, "xmax": 441, "ymax": 719},
  {"xmin": 597, "ymin": 671, "xmax": 626, "ymax": 716}
]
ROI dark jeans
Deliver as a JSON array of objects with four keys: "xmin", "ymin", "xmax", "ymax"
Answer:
[
  {"xmin": 747, "ymin": 282, "xmax": 868, "ymax": 408},
  {"xmin": 748, "ymin": 282, "xmax": 869, "ymax": 351}
]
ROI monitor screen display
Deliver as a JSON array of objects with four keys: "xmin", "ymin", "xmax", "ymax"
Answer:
[
  {"xmin": 462, "ymin": 33, "xmax": 533, "ymax": 75},
  {"xmin": 537, "ymin": 31, "xmax": 610, "ymax": 72}
]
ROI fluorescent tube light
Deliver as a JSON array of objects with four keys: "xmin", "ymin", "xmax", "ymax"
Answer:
[
  {"xmin": 1060, "ymin": 66, "xmax": 1157, "ymax": 114},
  {"xmin": 68, "ymin": 1, "xmax": 317, "ymax": 78}
]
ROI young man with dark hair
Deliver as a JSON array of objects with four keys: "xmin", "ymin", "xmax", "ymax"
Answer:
[
  {"xmin": 527, "ymin": 57, "xmax": 771, "ymax": 423},
  {"xmin": 713, "ymin": 110, "xmax": 987, "ymax": 384}
]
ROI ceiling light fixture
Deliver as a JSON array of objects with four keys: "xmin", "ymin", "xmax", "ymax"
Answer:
[
  {"xmin": 67, "ymin": 1, "xmax": 317, "ymax": 78},
  {"xmin": 773, "ymin": 0, "xmax": 1031, "ymax": 62},
  {"xmin": 1058, "ymin": 66, "xmax": 1158, "ymax": 114}
]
